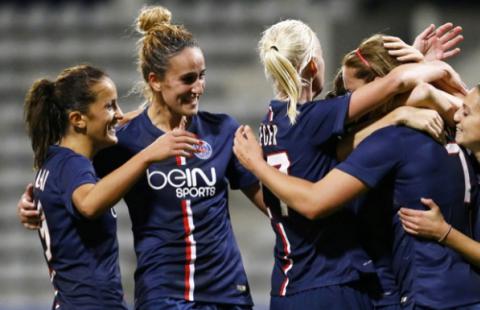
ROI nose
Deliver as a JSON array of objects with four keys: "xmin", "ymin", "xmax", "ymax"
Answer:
[
  {"xmin": 192, "ymin": 78, "xmax": 205, "ymax": 95},
  {"xmin": 113, "ymin": 107, "xmax": 124, "ymax": 124},
  {"xmin": 453, "ymin": 108, "xmax": 462, "ymax": 123}
]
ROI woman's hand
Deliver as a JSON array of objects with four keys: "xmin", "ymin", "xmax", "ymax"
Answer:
[
  {"xmin": 17, "ymin": 183, "xmax": 43, "ymax": 230},
  {"xmin": 413, "ymin": 23, "xmax": 463, "ymax": 61},
  {"xmin": 233, "ymin": 125, "xmax": 265, "ymax": 173},
  {"xmin": 143, "ymin": 128, "xmax": 200, "ymax": 163},
  {"xmin": 394, "ymin": 106, "xmax": 444, "ymax": 142},
  {"xmin": 384, "ymin": 36, "xmax": 424, "ymax": 63},
  {"xmin": 398, "ymin": 198, "xmax": 450, "ymax": 241}
]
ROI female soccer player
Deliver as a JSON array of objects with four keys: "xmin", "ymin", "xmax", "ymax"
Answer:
[
  {"xmin": 25, "ymin": 65, "xmax": 197, "ymax": 309},
  {"xmin": 20, "ymin": 6, "xmax": 265, "ymax": 309},
  {"xmin": 243, "ymin": 19, "xmax": 466, "ymax": 309},
  {"xmin": 398, "ymin": 85, "xmax": 480, "ymax": 268},
  {"xmin": 234, "ymin": 27, "xmax": 480, "ymax": 308}
]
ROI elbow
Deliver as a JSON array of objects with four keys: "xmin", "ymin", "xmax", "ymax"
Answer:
[
  {"xmin": 293, "ymin": 199, "xmax": 325, "ymax": 220},
  {"xmin": 75, "ymin": 203, "xmax": 102, "ymax": 220},
  {"xmin": 416, "ymin": 82, "xmax": 434, "ymax": 100},
  {"xmin": 410, "ymin": 82, "xmax": 435, "ymax": 104}
]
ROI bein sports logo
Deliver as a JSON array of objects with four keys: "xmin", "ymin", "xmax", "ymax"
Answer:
[
  {"xmin": 194, "ymin": 140, "xmax": 212, "ymax": 160},
  {"xmin": 146, "ymin": 167, "xmax": 217, "ymax": 198}
]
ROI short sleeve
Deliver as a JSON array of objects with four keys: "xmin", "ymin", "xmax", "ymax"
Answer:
[
  {"xmin": 59, "ymin": 154, "xmax": 98, "ymax": 218},
  {"xmin": 336, "ymin": 127, "xmax": 401, "ymax": 188},
  {"xmin": 306, "ymin": 94, "xmax": 350, "ymax": 145},
  {"xmin": 223, "ymin": 116, "xmax": 259, "ymax": 190}
]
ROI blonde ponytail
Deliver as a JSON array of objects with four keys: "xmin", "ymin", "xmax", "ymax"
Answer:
[{"xmin": 259, "ymin": 20, "xmax": 317, "ymax": 125}]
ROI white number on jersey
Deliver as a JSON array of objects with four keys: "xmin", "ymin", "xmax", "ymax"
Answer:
[
  {"xmin": 266, "ymin": 152, "xmax": 291, "ymax": 216},
  {"xmin": 37, "ymin": 200, "xmax": 52, "ymax": 262}
]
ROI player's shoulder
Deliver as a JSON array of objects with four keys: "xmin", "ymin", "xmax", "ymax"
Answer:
[{"xmin": 48, "ymin": 146, "xmax": 90, "ymax": 166}]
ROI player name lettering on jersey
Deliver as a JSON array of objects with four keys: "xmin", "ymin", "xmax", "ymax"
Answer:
[
  {"xmin": 259, "ymin": 123, "xmax": 278, "ymax": 146},
  {"xmin": 35, "ymin": 169, "xmax": 50, "ymax": 191},
  {"xmin": 146, "ymin": 167, "xmax": 217, "ymax": 199}
]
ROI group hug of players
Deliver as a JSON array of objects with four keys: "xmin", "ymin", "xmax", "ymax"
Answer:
[{"xmin": 16, "ymin": 4, "xmax": 480, "ymax": 310}]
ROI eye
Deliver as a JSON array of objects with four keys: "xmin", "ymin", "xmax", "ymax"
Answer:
[
  {"xmin": 105, "ymin": 100, "xmax": 116, "ymax": 111},
  {"xmin": 182, "ymin": 74, "xmax": 198, "ymax": 85}
]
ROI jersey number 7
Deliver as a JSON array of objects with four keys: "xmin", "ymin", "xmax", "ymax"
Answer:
[{"xmin": 266, "ymin": 152, "xmax": 291, "ymax": 217}]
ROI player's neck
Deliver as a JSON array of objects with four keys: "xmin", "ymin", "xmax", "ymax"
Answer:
[
  {"xmin": 276, "ymin": 85, "xmax": 313, "ymax": 106},
  {"xmin": 59, "ymin": 134, "xmax": 96, "ymax": 160},
  {"xmin": 147, "ymin": 103, "xmax": 186, "ymax": 132}
]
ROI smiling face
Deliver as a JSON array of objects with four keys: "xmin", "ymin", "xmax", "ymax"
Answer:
[
  {"xmin": 155, "ymin": 47, "xmax": 206, "ymax": 117},
  {"xmin": 84, "ymin": 77, "xmax": 121, "ymax": 150},
  {"xmin": 454, "ymin": 86, "xmax": 480, "ymax": 151}
]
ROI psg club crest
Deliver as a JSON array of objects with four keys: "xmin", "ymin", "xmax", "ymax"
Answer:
[{"xmin": 194, "ymin": 140, "xmax": 212, "ymax": 160}]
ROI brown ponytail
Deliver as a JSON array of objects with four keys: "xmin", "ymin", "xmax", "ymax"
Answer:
[{"xmin": 24, "ymin": 65, "xmax": 107, "ymax": 169}]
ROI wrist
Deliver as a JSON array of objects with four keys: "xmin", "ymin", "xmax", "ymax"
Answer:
[
  {"xmin": 137, "ymin": 147, "xmax": 154, "ymax": 166},
  {"xmin": 392, "ymin": 107, "xmax": 408, "ymax": 125},
  {"xmin": 438, "ymin": 222, "xmax": 453, "ymax": 243},
  {"xmin": 251, "ymin": 159, "xmax": 271, "ymax": 180}
]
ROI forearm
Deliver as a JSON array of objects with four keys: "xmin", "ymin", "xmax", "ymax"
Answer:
[
  {"xmin": 251, "ymin": 161, "xmax": 322, "ymax": 219},
  {"xmin": 405, "ymin": 83, "xmax": 461, "ymax": 127},
  {"xmin": 252, "ymin": 162, "xmax": 365, "ymax": 219},
  {"xmin": 75, "ymin": 150, "xmax": 151, "ymax": 218},
  {"xmin": 444, "ymin": 228, "xmax": 480, "ymax": 268}
]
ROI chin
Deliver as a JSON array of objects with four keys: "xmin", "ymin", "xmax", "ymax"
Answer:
[
  {"xmin": 105, "ymin": 136, "xmax": 118, "ymax": 146},
  {"xmin": 183, "ymin": 107, "xmax": 199, "ymax": 116}
]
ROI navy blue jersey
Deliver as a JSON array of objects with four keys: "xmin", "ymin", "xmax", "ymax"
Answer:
[
  {"xmin": 259, "ymin": 96, "xmax": 375, "ymax": 297},
  {"xmin": 95, "ymin": 109, "xmax": 255, "ymax": 307},
  {"xmin": 352, "ymin": 185, "xmax": 400, "ymax": 307},
  {"xmin": 33, "ymin": 146, "xmax": 126, "ymax": 309},
  {"xmin": 337, "ymin": 126, "xmax": 480, "ymax": 309}
]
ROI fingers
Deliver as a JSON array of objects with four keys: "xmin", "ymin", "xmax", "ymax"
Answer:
[
  {"xmin": 384, "ymin": 41, "xmax": 408, "ymax": 50},
  {"xmin": 418, "ymin": 24, "xmax": 436, "ymax": 40},
  {"xmin": 396, "ymin": 54, "xmax": 423, "ymax": 63},
  {"xmin": 178, "ymin": 116, "xmax": 187, "ymax": 130},
  {"xmin": 433, "ymin": 22, "xmax": 454, "ymax": 38},
  {"xmin": 171, "ymin": 129, "xmax": 197, "ymax": 138},
  {"xmin": 425, "ymin": 124, "xmax": 442, "ymax": 142},
  {"xmin": 420, "ymin": 197, "xmax": 439, "ymax": 210},
  {"xmin": 383, "ymin": 35, "xmax": 403, "ymax": 43},
  {"xmin": 442, "ymin": 47, "xmax": 461, "ymax": 60},
  {"xmin": 235, "ymin": 125, "xmax": 246, "ymax": 139},
  {"xmin": 242, "ymin": 125, "xmax": 254, "ymax": 139},
  {"xmin": 441, "ymin": 33, "xmax": 463, "ymax": 50},
  {"xmin": 437, "ymin": 24, "xmax": 462, "ymax": 43},
  {"xmin": 26, "ymin": 183, "xmax": 34, "ymax": 196},
  {"xmin": 398, "ymin": 207, "xmax": 424, "ymax": 217},
  {"xmin": 400, "ymin": 220, "xmax": 420, "ymax": 236}
]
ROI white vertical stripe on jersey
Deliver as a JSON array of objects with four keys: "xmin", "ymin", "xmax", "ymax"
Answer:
[
  {"xmin": 458, "ymin": 148, "xmax": 472, "ymax": 203},
  {"xmin": 276, "ymin": 222, "xmax": 293, "ymax": 296},
  {"xmin": 445, "ymin": 143, "xmax": 471, "ymax": 203}
]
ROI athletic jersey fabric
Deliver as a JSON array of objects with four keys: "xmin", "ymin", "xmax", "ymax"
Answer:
[
  {"xmin": 95, "ymin": 109, "xmax": 255, "ymax": 308},
  {"xmin": 259, "ymin": 96, "xmax": 375, "ymax": 297},
  {"xmin": 33, "ymin": 146, "xmax": 126, "ymax": 309},
  {"xmin": 337, "ymin": 126, "xmax": 480, "ymax": 309}
]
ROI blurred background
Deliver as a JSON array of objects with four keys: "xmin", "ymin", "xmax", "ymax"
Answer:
[{"xmin": 0, "ymin": 0, "xmax": 479, "ymax": 309}]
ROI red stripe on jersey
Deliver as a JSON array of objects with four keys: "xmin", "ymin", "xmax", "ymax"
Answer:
[
  {"xmin": 275, "ymin": 222, "xmax": 292, "ymax": 296},
  {"xmin": 181, "ymin": 199, "xmax": 192, "ymax": 300}
]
